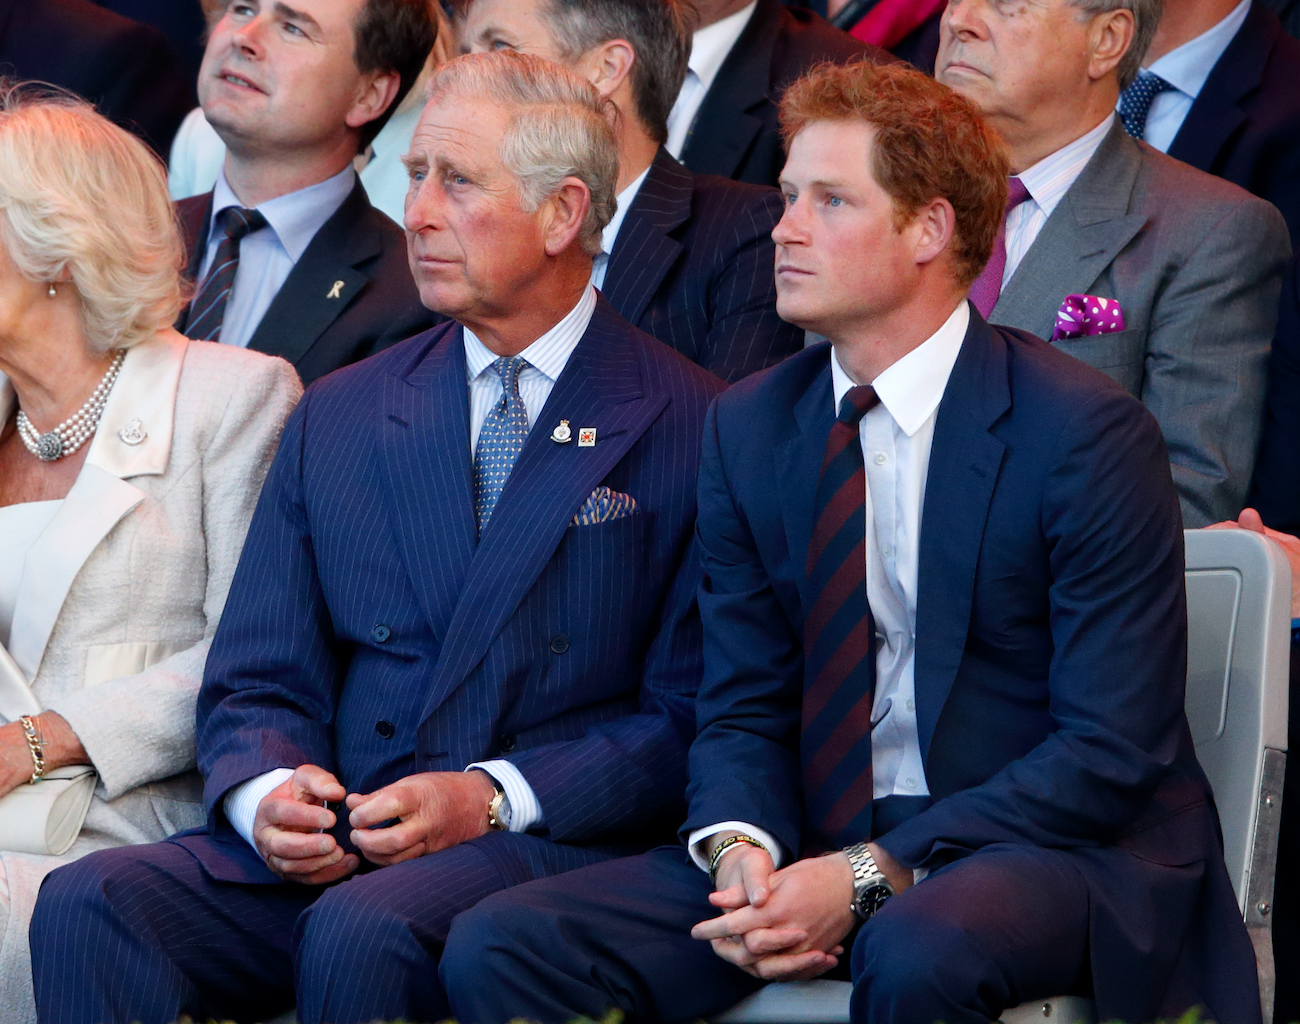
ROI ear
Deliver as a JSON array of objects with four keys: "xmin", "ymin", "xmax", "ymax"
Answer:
[
  {"xmin": 909, "ymin": 196, "xmax": 956, "ymax": 270},
  {"xmin": 345, "ymin": 69, "xmax": 403, "ymax": 133},
  {"xmin": 1086, "ymin": 7, "xmax": 1134, "ymax": 82},
  {"xmin": 579, "ymin": 39, "xmax": 636, "ymax": 101},
  {"xmin": 540, "ymin": 177, "xmax": 592, "ymax": 258}
]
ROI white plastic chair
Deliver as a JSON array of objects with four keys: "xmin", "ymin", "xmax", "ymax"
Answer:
[{"xmin": 714, "ymin": 527, "xmax": 1291, "ymax": 1024}]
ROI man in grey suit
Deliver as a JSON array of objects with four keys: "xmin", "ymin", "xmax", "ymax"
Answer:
[{"xmin": 937, "ymin": 0, "xmax": 1290, "ymax": 527}]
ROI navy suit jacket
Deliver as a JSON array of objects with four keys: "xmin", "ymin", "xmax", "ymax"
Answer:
[
  {"xmin": 682, "ymin": 308, "xmax": 1256, "ymax": 1023},
  {"xmin": 1250, "ymin": 255, "xmax": 1300, "ymax": 533},
  {"xmin": 1167, "ymin": 0, "xmax": 1300, "ymax": 245},
  {"xmin": 678, "ymin": 0, "xmax": 877, "ymax": 188},
  {"xmin": 177, "ymin": 183, "xmax": 437, "ymax": 385},
  {"xmin": 186, "ymin": 297, "xmax": 725, "ymax": 884},
  {"xmin": 603, "ymin": 149, "xmax": 803, "ymax": 383}
]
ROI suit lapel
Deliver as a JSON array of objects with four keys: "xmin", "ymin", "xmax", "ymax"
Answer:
[
  {"xmin": 992, "ymin": 122, "xmax": 1146, "ymax": 340},
  {"xmin": 377, "ymin": 324, "xmax": 477, "ymax": 645},
  {"xmin": 246, "ymin": 182, "xmax": 381, "ymax": 365},
  {"xmin": 419, "ymin": 300, "xmax": 667, "ymax": 721},
  {"xmin": 680, "ymin": 0, "xmax": 780, "ymax": 178},
  {"xmin": 1167, "ymin": 4, "xmax": 1271, "ymax": 172},
  {"xmin": 913, "ymin": 310, "xmax": 1010, "ymax": 758},
  {"xmin": 175, "ymin": 193, "xmax": 213, "ymax": 333},
  {"xmin": 601, "ymin": 149, "xmax": 691, "ymax": 326},
  {"xmin": 775, "ymin": 350, "xmax": 835, "ymax": 611}
]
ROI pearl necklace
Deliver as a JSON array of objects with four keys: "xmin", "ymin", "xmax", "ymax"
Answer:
[{"xmin": 16, "ymin": 349, "xmax": 127, "ymax": 462}]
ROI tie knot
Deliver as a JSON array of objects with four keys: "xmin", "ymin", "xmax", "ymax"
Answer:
[
  {"xmin": 490, "ymin": 355, "xmax": 529, "ymax": 391},
  {"xmin": 837, "ymin": 385, "xmax": 879, "ymax": 425},
  {"xmin": 1005, "ymin": 176, "xmax": 1030, "ymax": 213},
  {"xmin": 220, "ymin": 206, "xmax": 267, "ymax": 243}
]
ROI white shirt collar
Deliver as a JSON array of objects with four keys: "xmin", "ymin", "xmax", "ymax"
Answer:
[
  {"xmin": 1016, "ymin": 113, "xmax": 1115, "ymax": 223},
  {"xmin": 210, "ymin": 163, "xmax": 356, "ymax": 263},
  {"xmin": 602, "ymin": 164, "xmax": 653, "ymax": 256},
  {"xmin": 1145, "ymin": 0, "xmax": 1251, "ymax": 100},
  {"xmin": 464, "ymin": 283, "xmax": 598, "ymax": 384},
  {"xmin": 830, "ymin": 301, "xmax": 970, "ymax": 436},
  {"xmin": 688, "ymin": 2, "xmax": 758, "ymax": 96}
]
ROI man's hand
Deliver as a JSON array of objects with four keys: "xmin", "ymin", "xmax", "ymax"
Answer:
[
  {"xmin": 346, "ymin": 770, "xmax": 496, "ymax": 867},
  {"xmin": 1207, "ymin": 507, "xmax": 1300, "ymax": 618},
  {"xmin": 253, "ymin": 764, "xmax": 358, "ymax": 886},
  {"xmin": 709, "ymin": 833, "xmax": 777, "ymax": 913}
]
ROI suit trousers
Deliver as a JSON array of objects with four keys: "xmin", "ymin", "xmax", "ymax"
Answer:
[
  {"xmin": 30, "ymin": 830, "xmax": 610, "ymax": 1024},
  {"xmin": 440, "ymin": 844, "xmax": 1097, "ymax": 1024}
]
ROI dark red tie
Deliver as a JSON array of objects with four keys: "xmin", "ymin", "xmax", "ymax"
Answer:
[
  {"xmin": 802, "ymin": 384, "xmax": 879, "ymax": 849},
  {"xmin": 968, "ymin": 176, "xmax": 1030, "ymax": 319}
]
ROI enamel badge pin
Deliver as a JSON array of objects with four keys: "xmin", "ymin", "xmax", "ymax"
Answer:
[
  {"xmin": 577, "ymin": 428, "xmax": 596, "ymax": 447},
  {"xmin": 551, "ymin": 420, "xmax": 573, "ymax": 444}
]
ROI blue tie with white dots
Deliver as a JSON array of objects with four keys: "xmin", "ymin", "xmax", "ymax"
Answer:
[
  {"xmin": 1118, "ymin": 70, "xmax": 1177, "ymax": 141},
  {"xmin": 473, "ymin": 356, "xmax": 531, "ymax": 535}
]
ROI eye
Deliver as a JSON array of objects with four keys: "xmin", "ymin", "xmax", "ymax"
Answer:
[
  {"xmin": 283, "ymin": 19, "xmax": 306, "ymax": 36},
  {"xmin": 782, "ymin": 190, "xmax": 798, "ymax": 206},
  {"xmin": 490, "ymin": 38, "xmax": 516, "ymax": 51},
  {"xmin": 826, "ymin": 195, "xmax": 844, "ymax": 207}
]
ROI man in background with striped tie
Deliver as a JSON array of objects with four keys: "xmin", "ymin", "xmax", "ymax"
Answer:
[{"xmin": 439, "ymin": 59, "xmax": 1258, "ymax": 1024}]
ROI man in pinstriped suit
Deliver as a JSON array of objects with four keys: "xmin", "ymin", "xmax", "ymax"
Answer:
[
  {"xmin": 463, "ymin": 0, "xmax": 806, "ymax": 383},
  {"xmin": 31, "ymin": 51, "xmax": 724, "ymax": 1024}
]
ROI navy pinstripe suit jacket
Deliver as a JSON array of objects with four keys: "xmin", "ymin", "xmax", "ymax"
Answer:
[
  {"xmin": 187, "ymin": 297, "xmax": 726, "ymax": 884},
  {"xmin": 602, "ymin": 149, "xmax": 804, "ymax": 383}
]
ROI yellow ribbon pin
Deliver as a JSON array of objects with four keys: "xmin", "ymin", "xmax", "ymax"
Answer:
[{"xmin": 327, "ymin": 280, "xmax": 344, "ymax": 299}]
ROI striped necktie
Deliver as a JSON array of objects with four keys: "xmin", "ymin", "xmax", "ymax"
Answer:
[
  {"xmin": 969, "ymin": 176, "xmax": 1031, "ymax": 319},
  {"xmin": 184, "ymin": 206, "xmax": 267, "ymax": 342},
  {"xmin": 802, "ymin": 384, "xmax": 880, "ymax": 849},
  {"xmin": 1119, "ymin": 71, "xmax": 1177, "ymax": 141},
  {"xmin": 473, "ymin": 356, "xmax": 531, "ymax": 535}
]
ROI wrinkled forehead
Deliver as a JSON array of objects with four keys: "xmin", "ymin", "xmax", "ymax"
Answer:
[{"xmin": 407, "ymin": 92, "xmax": 512, "ymax": 167}]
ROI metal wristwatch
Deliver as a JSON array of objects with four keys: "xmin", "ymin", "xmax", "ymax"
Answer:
[
  {"xmin": 483, "ymin": 774, "xmax": 510, "ymax": 831},
  {"xmin": 843, "ymin": 841, "xmax": 894, "ymax": 921}
]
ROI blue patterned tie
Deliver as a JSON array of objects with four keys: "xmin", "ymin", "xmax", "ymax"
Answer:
[
  {"xmin": 473, "ymin": 356, "xmax": 530, "ymax": 534},
  {"xmin": 1119, "ymin": 70, "xmax": 1177, "ymax": 141}
]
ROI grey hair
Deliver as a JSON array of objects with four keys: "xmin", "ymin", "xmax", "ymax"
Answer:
[
  {"xmin": 1069, "ymin": 0, "xmax": 1165, "ymax": 90},
  {"xmin": 425, "ymin": 51, "xmax": 619, "ymax": 257},
  {"xmin": 0, "ymin": 82, "xmax": 186, "ymax": 352},
  {"xmin": 537, "ymin": 0, "xmax": 692, "ymax": 143}
]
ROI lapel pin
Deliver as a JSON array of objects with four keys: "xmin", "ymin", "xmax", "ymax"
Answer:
[
  {"xmin": 326, "ymin": 280, "xmax": 345, "ymax": 300},
  {"xmin": 118, "ymin": 418, "xmax": 146, "ymax": 446},
  {"xmin": 578, "ymin": 427, "xmax": 596, "ymax": 447},
  {"xmin": 551, "ymin": 420, "xmax": 572, "ymax": 444}
]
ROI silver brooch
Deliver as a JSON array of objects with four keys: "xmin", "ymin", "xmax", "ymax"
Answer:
[
  {"xmin": 118, "ymin": 418, "xmax": 147, "ymax": 446},
  {"xmin": 551, "ymin": 420, "xmax": 572, "ymax": 444}
]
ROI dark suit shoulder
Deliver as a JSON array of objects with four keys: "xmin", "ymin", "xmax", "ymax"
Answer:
[
  {"xmin": 771, "ymin": 3, "xmax": 877, "ymax": 84},
  {"xmin": 713, "ymin": 342, "xmax": 828, "ymax": 422}
]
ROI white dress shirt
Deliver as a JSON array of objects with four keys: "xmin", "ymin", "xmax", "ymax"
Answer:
[
  {"xmin": 688, "ymin": 301, "xmax": 970, "ymax": 872},
  {"xmin": 197, "ymin": 165, "xmax": 356, "ymax": 351},
  {"xmin": 1002, "ymin": 114, "xmax": 1114, "ymax": 287},
  {"xmin": 665, "ymin": 1, "xmax": 758, "ymax": 159},
  {"xmin": 224, "ymin": 287, "xmax": 598, "ymax": 855},
  {"xmin": 1122, "ymin": 0, "xmax": 1251, "ymax": 153},
  {"xmin": 591, "ymin": 165, "xmax": 652, "ymax": 291}
]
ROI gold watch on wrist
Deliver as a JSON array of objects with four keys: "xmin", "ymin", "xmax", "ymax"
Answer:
[{"xmin": 483, "ymin": 773, "xmax": 510, "ymax": 831}]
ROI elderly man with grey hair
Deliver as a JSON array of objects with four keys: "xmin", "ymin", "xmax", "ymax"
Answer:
[
  {"xmin": 937, "ymin": 0, "xmax": 1290, "ymax": 527},
  {"xmin": 30, "ymin": 50, "xmax": 725, "ymax": 1024}
]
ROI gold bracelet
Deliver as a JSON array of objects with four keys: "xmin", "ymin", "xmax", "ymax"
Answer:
[
  {"xmin": 19, "ymin": 714, "xmax": 46, "ymax": 785},
  {"xmin": 708, "ymin": 834, "xmax": 766, "ymax": 884}
]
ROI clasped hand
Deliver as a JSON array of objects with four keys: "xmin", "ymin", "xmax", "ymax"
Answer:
[{"xmin": 252, "ymin": 765, "xmax": 496, "ymax": 885}]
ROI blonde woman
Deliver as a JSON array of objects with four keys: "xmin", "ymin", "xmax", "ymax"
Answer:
[{"xmin": 0, "ymin": 86, "xmax": 301, "ymax": 1022}]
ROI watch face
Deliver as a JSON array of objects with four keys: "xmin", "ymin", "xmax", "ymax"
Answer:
[{"xmin": 855, "ymin": 883, "xmax": 893, "ymax": 920}]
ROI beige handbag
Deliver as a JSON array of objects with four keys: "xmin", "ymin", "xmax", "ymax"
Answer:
[{"xmin": 0, "ymin": 642, "xmax": 97, "ymax": 856}]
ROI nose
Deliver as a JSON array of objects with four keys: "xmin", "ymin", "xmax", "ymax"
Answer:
[
  {"xmin": 943, "ymin": 0, "xmax": 987, "ymax": 41},
  {"xmin": 404, "ymin": 173, "xmax": 443, "ymax": 235},
  {"xmin": 771, "ymin": 193, "xmax": 808, "ymax": 248},
  {"xmin": 227, "ymin": 10, "xmax": 267, "ymax": 57}
]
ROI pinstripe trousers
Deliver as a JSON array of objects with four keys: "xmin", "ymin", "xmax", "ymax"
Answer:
[{"xmin": 30, "ymin": 830, "xmax": 611, "ymax": 1024}]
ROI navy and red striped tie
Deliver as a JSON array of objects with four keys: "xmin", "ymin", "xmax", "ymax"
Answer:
[
  {"xmin": 802, "ymin": 384, "xmax": 879, "ymax": 850},
  {"xmin": 183, "ymin": 206, "xmax": 267, "ymax": 342}
]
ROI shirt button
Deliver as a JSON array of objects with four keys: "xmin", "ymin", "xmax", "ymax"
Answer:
[
  {"xmin": 905, "ymin": 777, "xmax": 918, "ymax": 789},
  {"xmin": 874, "ymin": 452, "xmax": 887, "ymax": 465},
  {"xmin": 375, "ymin": 720, "xmax": 395, "ymax": 739},
  {"xmin": 370, "ymin": 624, "xmax": 391, "ymax": 643},
  {"xmin": 500, "ymin": 734, "xmax": 517, "ymax": 751},
  {"xmin": 881, "ymin": 544, "xmax": 892, "ymax": 557},
  {"xmin": 549, "ymin": 634, "xmax": 570, "ymax": 654},
  {"xmin": 906, "ymin": 698, "xmax": 915, "ymax": 712}
]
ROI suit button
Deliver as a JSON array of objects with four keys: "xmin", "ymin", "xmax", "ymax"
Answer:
[
  {"xmin": 549, "ymin": 634, "xmax": 570, "ymax": 654},
  {"xmin": 375, "ymin": 720, "xmax": 395, "ymax": 739},
  {"xmin": 371, "ymin": 624, "xmax": 391, "ymax": 643},
  {"xmin": 500, "ymin": 734, "xmax": 516, "ymax": 751}
]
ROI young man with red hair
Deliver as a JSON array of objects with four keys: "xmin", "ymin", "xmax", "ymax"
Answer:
[{"xmin": 439, "ymin": 60, "xmax": 1258, "ymax": 1024}]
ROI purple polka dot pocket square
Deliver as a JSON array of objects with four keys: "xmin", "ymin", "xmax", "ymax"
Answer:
[
  {"xmin": 571, "ymin": 486, "xmax": 639, "ymax": 527},
  {"xmin": 1051, "ymin": 294, "xmax": 1127, "ymax": 341}
]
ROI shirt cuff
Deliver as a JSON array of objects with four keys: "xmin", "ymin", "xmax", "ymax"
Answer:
[
  {"xmin": 223, "ymin": 767, "xmax": 294, "ymax": 854},
  {"xmin": 687, "ymin": 821, "xmax": 785, "ymax": 873},
  {"xmin": 465, "ymin": 760, "xmax": 545, "ymax": 833}
]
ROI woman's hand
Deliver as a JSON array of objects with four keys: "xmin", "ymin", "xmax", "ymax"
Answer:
[{"xmin": 0, "ymin": 712, "xmax": 90, "ymax": 799}]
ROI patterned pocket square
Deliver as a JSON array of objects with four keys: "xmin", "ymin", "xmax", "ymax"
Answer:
[
  {"xmin": 571, "ymin": 486, "xmax": 639, "ymax": 527},
  {"xmin": 1051, "ymin": 294, "xmax": 1126, "ymax": 341}
]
